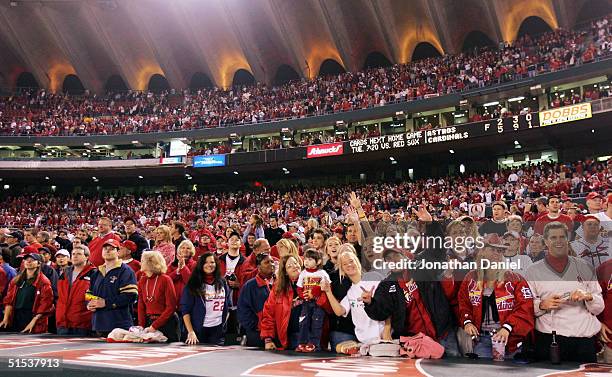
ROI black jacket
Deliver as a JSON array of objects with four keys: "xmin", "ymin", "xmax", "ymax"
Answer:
[
  {"xmin": 364, "ymin": 276, "xmax": 407, "ymax": 338},
  {"xmin": 127, "ymin": 231, "xmax": 149, "ymax": 261}
]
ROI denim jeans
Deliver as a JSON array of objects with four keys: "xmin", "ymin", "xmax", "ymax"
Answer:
[
  {"xmin": 473, "ymin": 333, "xmax": 517, "ymax": 359},
  {"xmin": 439, "ymin": 327, "xmax": 461, "ymax": 357},
  {"xmin": 57, "ymin": 327, "xmax": 91, "ymax": 336},
  {"xmin": 298, "ymin": 300, "xmax": 325, "ymax": 348},
  {"xmin": 329, "ymin": 331, "xmax": 358, "ymax": 353}
]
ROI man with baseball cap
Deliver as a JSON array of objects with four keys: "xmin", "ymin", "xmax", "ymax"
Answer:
[
  {"xmin": 54, "ymin": 249, "xmax": 71, "ymax": 276},
  {"xmin": 586, "ymin": 192, "xmax": 603, "ymax": 215},
  {"xmin": 119, "ymin": 240, "xmax": 140, "ymax": 274},
  {"xmin": 87, "ymin": 238, "xmax": 138, "ymax": 336},
  {"xmin": 571, "ymin": 215, "xmax": 610, "ymax": 269},
  {"xmin": 594, "ymin": 193, "xmax": 612, "ymax": 231},
  {"xmin": 2, "ymin": 231, "xmax": 23, "ymax": 268},
  {"xmin": 502, "ymin": 231, "xmax": 533, "ymax": 276}
]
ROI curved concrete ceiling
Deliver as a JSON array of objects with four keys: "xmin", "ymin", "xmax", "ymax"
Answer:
[{"xmin": 0, "ymin": 0, "xmax": 605, "ymax": 92}]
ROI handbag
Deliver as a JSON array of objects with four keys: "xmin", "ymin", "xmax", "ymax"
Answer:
[{"xmin": 399, "ymin": 333, "xmax": 445, "ymax": 359}]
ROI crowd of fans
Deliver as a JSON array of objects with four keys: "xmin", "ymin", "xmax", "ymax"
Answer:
[
  {"xmin": 0, "ymin": 17, "xmax": 609, "ymax": 137},
  {"xmin": 0, "ymin": 158, "xmax": 609, "ymax": 230},
  {"xmin": 0, "ymin": 156, "xmax": 609, "ymax": 363}
]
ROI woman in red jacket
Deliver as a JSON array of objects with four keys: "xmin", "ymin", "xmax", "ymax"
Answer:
[
  {"xmin": 138, "ymin": 251, "xmax": 179, "ymax": 342},
  {"xmin": 0, "ymin": 253, "xmax": 53, "ymax": 333},
  {"xmin": 167, "ymin": 240, "xmax": 198, "ymax": 308},
  {"xmin": 458, "ymin": 243, "xmax": 535, "ymax": 358},
  {"xmin": 260, "ymin": 255, "xmax": 304, "ymax": 350}
]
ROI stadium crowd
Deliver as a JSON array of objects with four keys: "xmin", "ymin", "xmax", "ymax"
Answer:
[
  {"xmin": 0, "ymin": 16, "xmax": 609, "ymax": 137},
  {"xmin": 0, "ymin": 156, "xmax": 609, "ymax": 363}
]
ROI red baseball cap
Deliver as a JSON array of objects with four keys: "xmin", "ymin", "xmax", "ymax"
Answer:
[
  {"xmin": 121, "ymin": 240, "xmax": 137, "ymax": 253},
  {"xmin": 586, "ymin": 192, "xmax": 602, "ymax": 200},
  {"xmin": 282, "ymin": 231, "xmax": 297, "ymax": 240},
  {"xmin": 102, "ymin": 239, "xmax": 121, "ymax": 249},
  {"xmin": 583, "ymin": 214, "xmax": 601, "ymax": 223},
  {"xmin": 22, "ymin": 245, "xmax": 39, "ymax": 254}
]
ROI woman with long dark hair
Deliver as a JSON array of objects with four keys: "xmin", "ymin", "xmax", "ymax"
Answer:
[
  {"xmin": 0, "ymin": 253, "xmax": 53, "ymax": 333},
  {"xmin": 180, "ymin": 253, "xmax": 232, "ymax": 345},
  {"xmin": 260, "ymin": 255, "xmax": 305, "ymax": 350}
]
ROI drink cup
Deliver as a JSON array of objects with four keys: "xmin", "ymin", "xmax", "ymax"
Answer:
[{"xmin": 492, "ymin": 339, "xmax": 506, "ymax": 361}]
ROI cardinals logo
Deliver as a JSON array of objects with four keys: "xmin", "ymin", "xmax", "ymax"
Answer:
[
  {"xmin": 402, "ymin": 280, "xmax": 418, "ymax": 304},
  {"xmin": 467, "ymin": 280, "xmax": 481, "ymax": 306},
  {"xmin": 495, "ymin": 282, "xmax": 515, "ymax": 312},
  {"xmin": 607, "ymin": 274, "xmax": 612, "ymax": 292}
]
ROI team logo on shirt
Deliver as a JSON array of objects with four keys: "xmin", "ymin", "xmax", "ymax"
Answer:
[
  {"xmin": 467, "ymin": 280, "xmax": 481, "ymax": 306},
  {"xmin": 521, "ymin": 286, "xmax": 533, "ymax": 299},
  {"xmin": 495, "ymin": 282, "xmax": 516, "ymax": 312},
  {"xmin": 402, "ymin": 281, "xmax": 418, "ymax": 304},
  {"xmin": 607, "ymin": 275, "xmax": 612, "ymax": 291},
  {"xmin": 109, "ymin": 276, "xmax": 118, "ymax": 284}
]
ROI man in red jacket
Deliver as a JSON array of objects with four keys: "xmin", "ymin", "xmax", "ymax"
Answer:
[
  {"xmin": 242, "ymin": 239, "xmax": 277, "ymax": 282},
  {"xmin": 56, "ymin": 245, "xmax": 95, "ymax": 336},
  {"xmin": 88, "ymin": 217, "xmax": 122, "ymax": 267}
]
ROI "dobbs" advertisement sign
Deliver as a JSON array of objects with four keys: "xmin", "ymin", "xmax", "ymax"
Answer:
[{"xmin": 539, "ymin": 103, "xmax": 592, "ymax": 126}]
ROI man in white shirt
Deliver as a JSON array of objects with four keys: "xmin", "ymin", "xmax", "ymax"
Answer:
[
  {"xmin": 571, "ymin": 215, "xmax": 611, "ymax": 269},
  {"xmin": 525, "ymin": 222, "xmax": 604, "ymax": 362},
  {"xmin": 594, "ymin": 193, "xmax": 612, "ymax": 234}
]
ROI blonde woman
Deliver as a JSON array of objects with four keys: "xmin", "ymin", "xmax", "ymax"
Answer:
[
  {"xmin": 322, "ymin": 249, "xmax": 386, "ymax": 351},
  {"xmin": 137, "ymin": 251, "xmax": 179, "ymax": 342},
  {"xmin": 458, "ymin": 234, "xmax": 534, "ymax": 358},
  {"xmin": 153, "ymin": 225, "xmax": 176, "ymax": 266},
  {"xmin": 276, "ymin": 238, "xmax": 300, "ymax": 260},
  {"xmin": 323, "ymin": 236, "xmax": 342, "ymax": 275},
  {"xmin": 167, "ymin": 240, "xmax": 198, "ymax": 307}
]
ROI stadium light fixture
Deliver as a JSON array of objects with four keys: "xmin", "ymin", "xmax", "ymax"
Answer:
[
  {"xmin": 460, "ymin": 164, "xmax": 466, "ymax": 173},
  {"xmin": 131, "ymin": 140, "xmax": 139, "ymax": 144},
  {"xmin": 233, "ymin": 171, "xmax": 239, "ymax": 175},
  {"xmin": 138, "ymin": 175, "xmax": 143, "ymax": 179},
  {"xmin": 592, "ymin": 129, "xmax": 595, "ymax": 133},
  {"xmin": 389, "ymin": 157, "xmax": 395, "ymax": 161},
  {"xmin": 284, "ymin": 170, "xmax": 290, "ymax": 174},
  {"xmin": 483, "ymin": 101, "xmax": 499, "ymax": 107},
  {"xmin": 391, "ymin": 160, "xmax": 397, "ymax": 165},
  {"xmin": 449, "ymin": 149, "xmax": 455, "ymax": 154},
  {"xmin": 92, "ymin": 176, "xmax": 97, "ymax": 180},
  {"xmin": 45, "ymin": 176, "xmax": 49, "ymax": 180},
  {"xmin": 3, "ymin": 185, "xmax": 9, "ymax": 190},
  {"xmin": 514, "ymin": 140, "xmax": 519, "ymax": 145},
  {"xmin": 282, "ymin": 167, "xmax": 287, "ymax": 172},
  {"xmin": 187, "ymin": 176, "xmax": 193, "ymax": 180},
  {"xmin": 508, "ymin": 96, "xmax": 525, "ymax": 102},
  {"xmin": 51, "ymin": 185, "xmax": 56, "ymax": 191},
  {"xmin": 83, "ymin": 142, "xmax": 90, "ymax": 146}
]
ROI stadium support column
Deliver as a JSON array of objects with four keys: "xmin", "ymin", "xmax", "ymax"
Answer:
[{"xmin": 423, "ymin": 0, "xmax": 454, "ymax": 55}]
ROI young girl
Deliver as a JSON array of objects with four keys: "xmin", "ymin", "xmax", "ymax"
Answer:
[
  {"xmin": 181, "ymin": 253, "xmax": 232, "ymax": 345},
  {"xmin": 295, "ymin": 249, "xmax": 330, "ymax": 352}
]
